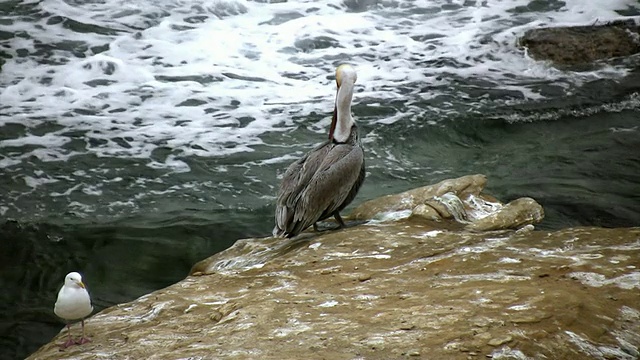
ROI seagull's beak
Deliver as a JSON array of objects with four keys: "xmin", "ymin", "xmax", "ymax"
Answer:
[{"xmin": 76, "ymin": 280, "xmax": 86, "ymax": 289}]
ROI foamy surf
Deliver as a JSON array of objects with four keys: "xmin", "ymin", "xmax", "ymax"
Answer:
[
  {"xmin": 1, "ymin": 0, "xmax": 636, "ymax": 162},
  {"xmin": 0, "ymin": 0, "xmax": 638, "ymax": 219}
]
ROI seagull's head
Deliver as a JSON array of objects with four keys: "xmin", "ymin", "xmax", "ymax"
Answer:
[{"xmin": 65, "ymin": 272, "xmax": 86, "ymax": 289}]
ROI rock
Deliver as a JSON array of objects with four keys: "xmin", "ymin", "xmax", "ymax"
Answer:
[
  {"xmin": 423, "ymin": 194, "xmax": 461, "ymax": 220},
  {"xmin": 352, "ymin": 174, "xmax": 543, "ymax": 232},
  {"xmin": 350, "ymin": 174, "xmax": 487, "ymax": 220},
  {"xmin": 465, "ymin": 197, "xmax": 544, "ymax": 232},
  {"xmin": 27, "ymin": 176, "xmax": 640, "ymax": 359},
  {"xmin": 28, "ymin": 225, "xmax": 640, "ymax": 359},
  {"xmin": 411, "ymin": 203, "xmax": 442, "ymax": 221},
  {"xmin": 518, "ymin": 19, "xmax": 640, "ymax": 67},
  {"xmin": 487, "ymin": 335, "xmax": 512, "ymax": 347},
  {"xmin": 0, "ymin": 49, "xmax": 9, "ymax": 73}
]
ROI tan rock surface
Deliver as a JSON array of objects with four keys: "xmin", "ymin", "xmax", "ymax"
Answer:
[
  {"xmin": 29, "ymin": 224, "xmax": 640, "ymax": 359},
  {"xmin": 464, "ymin": 197, "xmax": 544, "ymax": 232},
  {"xmin": 350, "ymin": 174, "xmax": 488, "ymax": 221},
  {"xmin": 351, "ymin": 174, "xmax": 543, "ymax": 233},
  {"xmin": 28, "ymin": 176, "xmax": 638, "ymax": 359}
]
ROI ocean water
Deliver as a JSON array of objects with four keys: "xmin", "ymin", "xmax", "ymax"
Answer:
[{"xmin": 1, "ymin": 0, "xmax": 639, "ymax": 358}]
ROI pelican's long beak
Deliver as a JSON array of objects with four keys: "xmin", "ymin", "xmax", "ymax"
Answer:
[
  {"xmin": 328, "ymin": 64, "xmax": 356, "ymax": 141},
  {"xmin": 328, "ymin": 96, "xmax": 338, "ymax": 140},
  {"xmin": 328, "ymin": 69, "xmax": 343, "ymax": 140}
]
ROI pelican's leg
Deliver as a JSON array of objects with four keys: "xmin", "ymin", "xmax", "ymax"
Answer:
[
  {"xmin": 313, "ymin": 223, "xmax": 319, "ymax": 232},
  {"xmin": 60, "ymin": 323, "xmax": 75, "ymax": 349},
  {"xmin": 334, "ymin": 213, "xmax": 346, "ymax": 228},
  {"xmin": 76, "ymin": 319, "xmax": 91, "ymax": 345}
]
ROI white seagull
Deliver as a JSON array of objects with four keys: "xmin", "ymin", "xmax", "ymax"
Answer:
[{"xmin": 54, "ymin": 272, "xmax": 93, "ymax": 348}]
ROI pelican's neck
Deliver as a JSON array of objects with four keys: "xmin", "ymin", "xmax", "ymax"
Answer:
[{"xmin": 331, "ymin": 80, "xmax": 355, "ymax": 143}]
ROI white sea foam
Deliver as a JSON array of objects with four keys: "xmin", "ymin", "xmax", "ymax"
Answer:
[
  {"xmin": 24, "ymin": 175, "xmax": 59, "ymax": 189},
  {"xmin": 1, "ymin": 0, "xmax": 636, "ymax": 171},
  {"xmin": 569, "ymin": 271, "xmax": 640, "ymax": 290},
  {"xmin": 0, "ymin": 0, "xmax": 638, "ymax": 220}
]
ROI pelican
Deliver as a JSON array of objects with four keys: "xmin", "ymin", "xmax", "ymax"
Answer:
[{"xmin": 273, "ymin": 64, "xmax": 365, "ymax": 238}]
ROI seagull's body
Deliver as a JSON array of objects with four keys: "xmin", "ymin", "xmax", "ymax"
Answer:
[
  {"xmin": 54, "ymin": 272, "xmax": 93, "ymax": 348},
  {"xmin": 273, "ymin": 64, "xmax": 365, "ymax": 238}
]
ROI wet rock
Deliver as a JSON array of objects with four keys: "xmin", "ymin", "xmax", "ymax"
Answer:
[
  {"xmin": 294, "ymin": 36, "xmax": 342, "ymax": 53},
  {"xmin": 411, "ymin": 203, "xmax": 442, "ymax": 220},
  {"xmin": 343, "ymin": 0, "xmax": 390, "ymax": 13},
  {"xmin": 351, "ymin": 174, "xmax": 488, "ymax": 220},
  {"xmin": 422, "ymin": 194, "xmax": 461, "ymax": 220},
  {"xmin": 465, "ymin": 197, "xmax": 544, "ymax": 232},
  {"xmin": 518, "ymin": 19, "xmax": 640, "ymax": 67},
  {"xmin": 207, "ymin": 1, "xmax": 248, "ymax": 17},
  {"xmin": 352, "ymin": 174, "xmax": 543, "ymax": 232},
  {"xmin": 27, "ymin": 177, "xmax": 640, "ymax": 359},
  {"xmin": 28, "ymin": 224, "xmax": 640, "ymax": 359},
  {"xmin": 487, "ymin": 335, "xmax": 512, "ymax": 347},
  {"xmin": 509, "ymin": 311, "xmax": 551, "ymax": 324},
  {"xmin": 258, "ymin": 11, "xmax": 304, "ymax": 26},
  {"xmin": 407, "ymin": 349, "xmax": 421, "ymax": 356},
  {"xmin": 222, "ymin": 72, "xmax": 268, "ymax": 82},
  {"xmin": 155, "ymin": 74, "xmax": 224, "ymax": 84}
]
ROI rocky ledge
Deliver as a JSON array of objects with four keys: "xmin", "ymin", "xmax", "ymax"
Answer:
[
  {"xmin": 518, "ymin": 18, "xmax": 640, "ymax": 66},
  {"xmin": 29, "ymin": 175, "xmax": 640, "ymax": 359}
]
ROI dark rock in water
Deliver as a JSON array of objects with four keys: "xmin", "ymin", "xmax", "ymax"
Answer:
[
  {"xmin": 343, "ymin": 0, "xmax": 380, "ymax": 13},
  {"xmin": 0, "ymin": 48, "xmax": 10, "ymax": 72},
  {"xmin": 509, "ymin": 0, "xmax": 566, "ymax": 14},
  {"xmin": 207, "ymin": 1, "xmax": 248, "ymax": 18},
  {"xmin": 176, "ymin": 98, "xmax": 208, "ymax": 107},
  {"xmin": 294, "ymin": 36, "xmax": 342, "ymax": 53},
  {"xmin": 221, "ymin": 72, "xmax": 268, "ymax": 82},
  {"xmin": 518, "ymin": 19, "xmax": 640, "ymax": 67},
  {"xmin": 258, "ymin": 11, "xmax": 304, "ymax": 26},
  {"xmin": 155, "ymin": 74, "xmax": 224, "ymax": 84}
]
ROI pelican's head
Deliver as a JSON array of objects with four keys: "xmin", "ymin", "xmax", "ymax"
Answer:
[
  {"xmin": 65, "ymin": 272, "xmax": 86, "ymax": 289},
  {"xmin": 336, "ymin": 64, "xmax": 357, "ymax": 88}
]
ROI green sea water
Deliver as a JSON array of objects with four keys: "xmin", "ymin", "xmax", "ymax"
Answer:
[{"xmin": 1, "ymin": 1, "xmax": 640, "ymax": 358}]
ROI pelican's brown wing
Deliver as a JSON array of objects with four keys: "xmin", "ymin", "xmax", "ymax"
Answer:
[
  {"xmin": 287, "ymin": 142, "xmax": 364, "ymax": 236},
  {"xmin": 273, "ymin": 141, "xmax": 331, "ymax": 237}
]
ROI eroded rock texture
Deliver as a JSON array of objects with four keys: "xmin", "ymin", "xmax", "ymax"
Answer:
[{"xmin": 28, "ymin": 176, "xmax": 639, "ymax": 359}]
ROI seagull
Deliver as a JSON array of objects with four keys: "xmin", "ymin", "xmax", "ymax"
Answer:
[{"xmin": 54, "ymin": 272, "xmax": 93, "ymax": 348}]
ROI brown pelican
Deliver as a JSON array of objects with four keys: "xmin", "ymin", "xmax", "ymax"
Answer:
[{"xmin": 273, "ymin": 64, "xmax": 365, "ymax": 238}]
